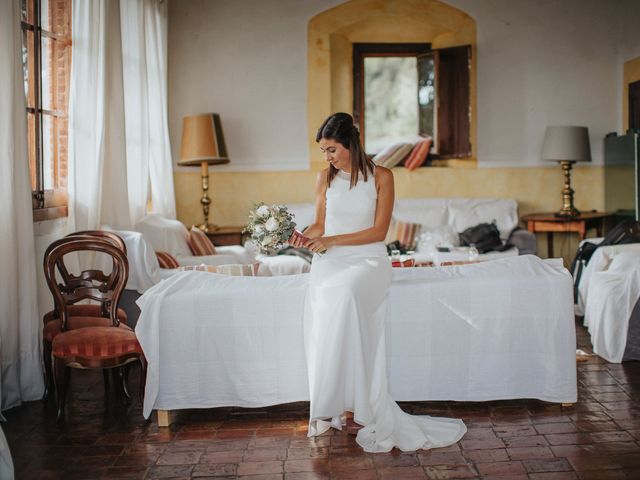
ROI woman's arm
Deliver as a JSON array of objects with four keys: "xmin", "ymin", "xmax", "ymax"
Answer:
[
  {"xmin": 305, "ymin": 167, "xmax": 394, "ymax": 253},
  {"xmin": 289, "ymin": 170, "xmax": 327, "ymax": 247}
]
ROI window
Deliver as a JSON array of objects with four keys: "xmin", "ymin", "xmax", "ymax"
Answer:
[
  {"xmin": 353, "ymin": 43, "xmax": 471, "ymax": 160},
  {"xmin": 21, "ymin": 0, "xmax": 71, "ymax": 220}
]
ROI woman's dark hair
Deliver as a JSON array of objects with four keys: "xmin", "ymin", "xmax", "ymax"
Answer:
[{"xmin": 315, "ymin": 112, "xmax": 375, "ymax": 188}]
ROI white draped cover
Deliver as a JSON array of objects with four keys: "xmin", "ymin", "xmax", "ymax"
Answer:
[
  {"xmin": 68, "ymin": 0, "xmax": 175, "ymax": 233},
  {"xmin": 582, "ymin": 246, "xmax": 640, "ymax": 362},
  {"xmin": 136, "ymin": 255, "xmax": 577, "ymax": 419},
  {"xmin": 0, "ymin": 0, "xmax": 44, "ymax": 421}
]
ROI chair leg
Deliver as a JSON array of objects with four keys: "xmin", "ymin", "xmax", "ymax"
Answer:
[
  {"xmin": 103, "ymin": 369, "xmax": 110, "ymax": 394},
  {"xmin": 139, "ymin": 355, "xmax": 147, "ymax": 405},
  {"xmin": 42, "ymin": 340, "xmax": 53, "ymax": 402},
  {"xmin": 121, "ymin": 365, "xmax": 132, "ymax": 401},
  {"xmin": 53, "ymin": 357, "xmax": 69, "ymax": 421}
]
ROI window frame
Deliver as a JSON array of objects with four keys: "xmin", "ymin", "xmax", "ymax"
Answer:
[
  {"xmin": 21, "ymin": 0, "xmax": 71, "ymax": 221},
  {"xmin": 353, "ymin": 42, "xmax": 471, "ymax": 161}
]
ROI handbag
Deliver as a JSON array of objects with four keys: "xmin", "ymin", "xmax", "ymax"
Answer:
[{"xmin": 459, "ymin": 222, "xmax": 505, "ymax": 253}]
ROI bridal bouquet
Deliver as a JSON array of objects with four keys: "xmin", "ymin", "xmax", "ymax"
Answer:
[{"xmin": 244, "ymin": 203, "xmax": 297, "ymax": 254}]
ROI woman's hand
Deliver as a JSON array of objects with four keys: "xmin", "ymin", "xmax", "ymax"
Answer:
[
  {"xmin": 288, "ymin": 230, "xmax": 309, "ymax": 248},
  {"xmin": 306, "ymin": 236, "xmax": 334, "ymax": 253}
]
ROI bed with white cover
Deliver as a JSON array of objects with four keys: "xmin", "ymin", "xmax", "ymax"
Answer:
[{"xmin": 135, "ymin": 255, "xmax": 577, "ymax": 424}]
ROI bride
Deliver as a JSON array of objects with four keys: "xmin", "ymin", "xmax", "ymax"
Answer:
[{"xmin": 290, "ymin": 112, "xmax": 467, "ymax": 453}]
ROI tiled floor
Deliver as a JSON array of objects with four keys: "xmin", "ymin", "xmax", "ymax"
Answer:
[{"xmin": 4, "ymin": 320, "xmax": 640, "ymax": 480}]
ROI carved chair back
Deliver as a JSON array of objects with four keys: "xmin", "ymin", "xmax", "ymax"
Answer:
[{"xmin": 44, "ymin": 237, "xmax": 129, "ymax": 332}]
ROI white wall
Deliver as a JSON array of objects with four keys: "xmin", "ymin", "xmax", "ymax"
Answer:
[
  {"xmin": 168, "ymin": 0, "xmax": 639, "ymax": 170},
  {"xmin": 168, "ymin": 0, "xmax": 343, "ymax": 172}
]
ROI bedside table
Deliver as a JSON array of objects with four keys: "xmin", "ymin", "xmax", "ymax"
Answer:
[
  {"xmin": 205, "ymin": 226, "xmax": 245, "ymax": 246},
  {"xmin": 522, "ymin": 212, "xmax": 615, "ymax": 257}
]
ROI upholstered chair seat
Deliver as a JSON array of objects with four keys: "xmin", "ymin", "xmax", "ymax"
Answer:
[
  {"xmin": 52, "ymin": 327, "xmax": 143, "ymax": 368},
  {"xmin": 44, "ymin": 317, "xmax": 132, "ymax": 343}
]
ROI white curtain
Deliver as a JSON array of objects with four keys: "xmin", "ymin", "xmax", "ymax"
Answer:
[
  {"xmin": 0, "ymin": 0, "xmax": 45, "ymax": 421},
  {"xmin": 121, "ymin": 0, "xmax": 176, "ymax": 221},
  {"xmin": 68, "ymin": 0, "xmax": 176, "ymax": 233}
]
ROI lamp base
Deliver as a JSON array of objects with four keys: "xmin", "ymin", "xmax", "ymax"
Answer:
[
  {"xmin": 555, "ymin": 207, "xmax": 581, "ymax": 218},
  {"xmin": 198, "ymin": 222, "xmax": 219, "ymax": 233}
]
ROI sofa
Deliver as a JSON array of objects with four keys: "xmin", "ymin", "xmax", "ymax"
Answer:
[
  {"xmin": 135, "ymin": 255, "xmax": 577, "ymax": 424},
  {"xmin": 287, "ymin": 197, "xmax": 536, "ymax": 262}
]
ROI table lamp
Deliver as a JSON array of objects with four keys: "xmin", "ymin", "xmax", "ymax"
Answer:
[
  {"xmin": 542, "ymin": 126, "xmax": 592, "ymax": 217},
  {"xmin": 178, "ymin": 113, "xmax": 230, "ymax": 232}
]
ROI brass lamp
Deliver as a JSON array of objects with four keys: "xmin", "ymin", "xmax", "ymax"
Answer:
[
  {"xmin": 542, "ymin": 126, "xmax": 592, "ymax": 217},
  {"xmin": 178, "ymin": 114, "xmax": 230, "ymax": 232}
]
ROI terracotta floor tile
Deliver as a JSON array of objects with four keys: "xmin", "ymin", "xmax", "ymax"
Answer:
[
  {"xmin": 237, "ymin": 460, "xmax": 284, "ymax": 476},
  {"xmin": 474, "ymin": 460, "xmax": 526, "ymax": 477},
  {"xmin": 506, "ymin": 445, "xmax": 555, "ymax": 460},
  {"xmin": 417, "ymin": 451, "xmax": 466, "ymax": 466},
  {"xmin": 283, "ymin": 458, "xmax": 330, "ymax": 473},
  {"xmin": 535, "ymin": 422, "xmax": 578, "ymax": 435},
  {"xmin": 545, "ymin": 433, "xmax": 594, "ymax": 446},
  {"xmin": 422, "ymin": 463, "xmax": 478, "ymax": 479},
  {"xmin": 283, "ymin": 472, "xmax": 330, "ymax": 480},
  {"xmin": 145, "ymin": 464, "xmax": 194, "ymax": 478},
  {"xmin": 523, "ymin": 457, "xmax": 573, "ymax": 473},
  {"xmin": 191, "ymin": 462, "xmax": 237, "ymax": 477},
  {"xmin": 528, "ymin": 473, "xmax": 578, "ymax": 480},
  {"xmin": 377, "ymin": 466, "xmax": 427, "ymax": 479},
  {"xmin": 243, "ymin": 447, "xmax": 288, "ymax": 462},
  {"xmin": 286, "ymin": 447, "xmax": 329, "ymax": 459},
  {"xmin": 329, "ymin": 455, "xmax": 374, "ymax": 471},
  {"xmin": 199, "ymin": 449, "xmax": 244, "ymax": 463},
  {"xmin": 502, "ymin": 434, "xmax": 549, "ymax": 447}
]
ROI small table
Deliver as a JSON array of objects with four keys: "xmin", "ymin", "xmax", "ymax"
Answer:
[
  {"xmin": 522, "ymin": 212, "xmax": 615, "ymax": 257},
  {"xmin": 205, "ymin": 226, "xmax": 245, "ymax": 246}
]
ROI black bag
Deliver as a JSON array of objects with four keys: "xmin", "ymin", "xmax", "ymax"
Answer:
[
  {"xmin": 572, "ymin": 220, "xmax": 640, "ymax": 301},
  {"xmin": 458, "ymin": 222, "xmax": 507, "ymax": 253}
]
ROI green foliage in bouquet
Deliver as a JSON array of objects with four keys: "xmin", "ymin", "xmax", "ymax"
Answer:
[{"xmin": 244, "ymin": 203, "xmax": 297, "ymax": 254}]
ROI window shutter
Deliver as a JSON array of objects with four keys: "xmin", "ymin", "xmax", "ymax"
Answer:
[{"xmin": 435, "ymin": 45, "xmax": 471, "ymax": 157}]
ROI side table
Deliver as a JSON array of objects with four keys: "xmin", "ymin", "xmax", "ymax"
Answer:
[
  {"xmin": 205, "ymin": 226, "xmax": 245, "ymax": 246},
  {"xmin": 522, "ymin": 212, "xmax": 615, "ymax": 258}
]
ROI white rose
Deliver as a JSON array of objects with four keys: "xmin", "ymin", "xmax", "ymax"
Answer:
[
  {"xmin": 265, "ymin": 217, "xmax": 279, "ymax": 232},
  {"xmin": 256, "ymin": 205, "xmax": 270, "ymax": 218},
  {"xmin": 262, "ymin": 235, "xmax": 273, "ymax": 246},
  {"xmin": 254, "ymin": 225, "xmax": 264, "ymax": 234}
]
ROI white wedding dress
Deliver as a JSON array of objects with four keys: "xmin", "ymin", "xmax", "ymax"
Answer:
[{"xmin": 304, "ymin": 167, "xmax": 467, "ymax": 453}]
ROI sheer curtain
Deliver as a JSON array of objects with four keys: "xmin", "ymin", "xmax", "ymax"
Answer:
[
  {"xmin": 0, "ymin": 0, "xmax": 45, "ymax": 416},
  {"xmin": 68, "ymin": 0, "xmax": 176, "ymax": 233}
]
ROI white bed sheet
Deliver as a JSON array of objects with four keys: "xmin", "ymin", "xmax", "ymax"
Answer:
[{"xmin": 136, "ymin": 255, "xmax": 577, "ymax": 418}]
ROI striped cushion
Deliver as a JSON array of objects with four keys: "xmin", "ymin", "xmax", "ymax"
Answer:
[
  {"xmin": 178, "ymin": 262, "xmax": 261, "ymax": 276},
  {"xmin": 156, "ymin": 251, "xmax": 179, "ymax": 269},
  {"xmin": 52, "ymin": 326, "xmax": 142, "ymax": 358},
  {"xmin": 372, "ymin": 142, "xmax": 413, "ymax": 168},
  {"xmin": 44, "ymin": 317, "xmax": 132, "ymax": 342},
  {"xmin": 43, "ymin": 305, "xmax": 127, "ymax": 325},
  {"xmin": 187, "ymin": 226, "xmax": 217, "ymax": 256},
  {"xmin": 404, "ymin": 137, "xmax": 433, "ymax": 171},
  {"xmin": 385, "ymin": 220, "xmax": 421, "ymax": 249}
]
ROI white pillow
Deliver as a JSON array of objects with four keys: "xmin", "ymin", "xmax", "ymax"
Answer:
[
  {"xmin": 286, "ymin": 203, "xmax": 316, "ymax": 231},
  {"xmin": 134, "ymin": 214, "xmax": 192, "ymax": 257},
  {"xmin": 447, "ymin": 199, "xmax": 518, "ymax": 240},
  {"xmin": 392, "ymin": 198, "xmax": 448, "ymax": 230}
]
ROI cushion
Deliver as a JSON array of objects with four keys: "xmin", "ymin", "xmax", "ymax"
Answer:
[
  {"xmin": 52, "ymin": 326, "xmax": 142, "ymax": 359},
  {"xmin": 385, "ymin": 220, "xmax": 421, "ymax": 249},
  {"xmin": 156, "ymin": 251, "xmax": 179, "ymax": 269},
  {"xmin": 43, "ymin": 305, "xmax": 127, "ymax": 325},
  {"xmin": 447, "ymin": 199, "xmax": 519, "ymax": 240},
  {"xmin": 179, "ymin": 263, "xmax": 260, "ymax": 276},
  {"xmin": 134, "ymin": 214, "xmax": 193, "ymax": 257},
  {"xmin": 187, "ymin": 226, "xmax": 217, "ymax": 256},
  {"xmin": 392, "ymin": 198, "xmax": 449, "ymax": 230},
  {"xmin": 404, "ymin": 137, "xmax": 432, "ymax": 171},
  {"xmin": 372, "ymin": 142, "xmax": 413, "ymax": 168},
  {"xmin": 44, "ymin": 316, "xmax": 132, "ymax": 342}
]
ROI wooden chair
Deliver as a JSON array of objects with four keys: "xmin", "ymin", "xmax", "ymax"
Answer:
[
  {"xmin": 42, "ymin": 231, "xmax": 129, "ymax": 400},
  {"xmin": 43, "ymin": 236, "xmax": 146, "ymax": 420}
]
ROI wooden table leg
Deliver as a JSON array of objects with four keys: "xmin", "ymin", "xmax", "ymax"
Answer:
[
  {"xmin": 157, "ymin": 410, "xmax": 171, "ymax": 427},
  {"xmin": 547, "ymin": 232, "xmax": 554, "ymax": 257}
]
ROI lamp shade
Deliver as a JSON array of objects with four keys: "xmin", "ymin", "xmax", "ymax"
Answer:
[
  {"xmin": 179, "ymin": 113, "xmax": 229, "ymax": 166},
  {"xmin": 542, "ymin": 126, "xmax": 591, "ymax": 163}
]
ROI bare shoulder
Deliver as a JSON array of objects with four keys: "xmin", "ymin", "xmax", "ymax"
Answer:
[
  {"xmin": 374, "ymin": 166, "xmax": 394, "ymax": 185},
  {"xmin": 315, "ymin": 168, "xmax": 329, "ymax": 192}
]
